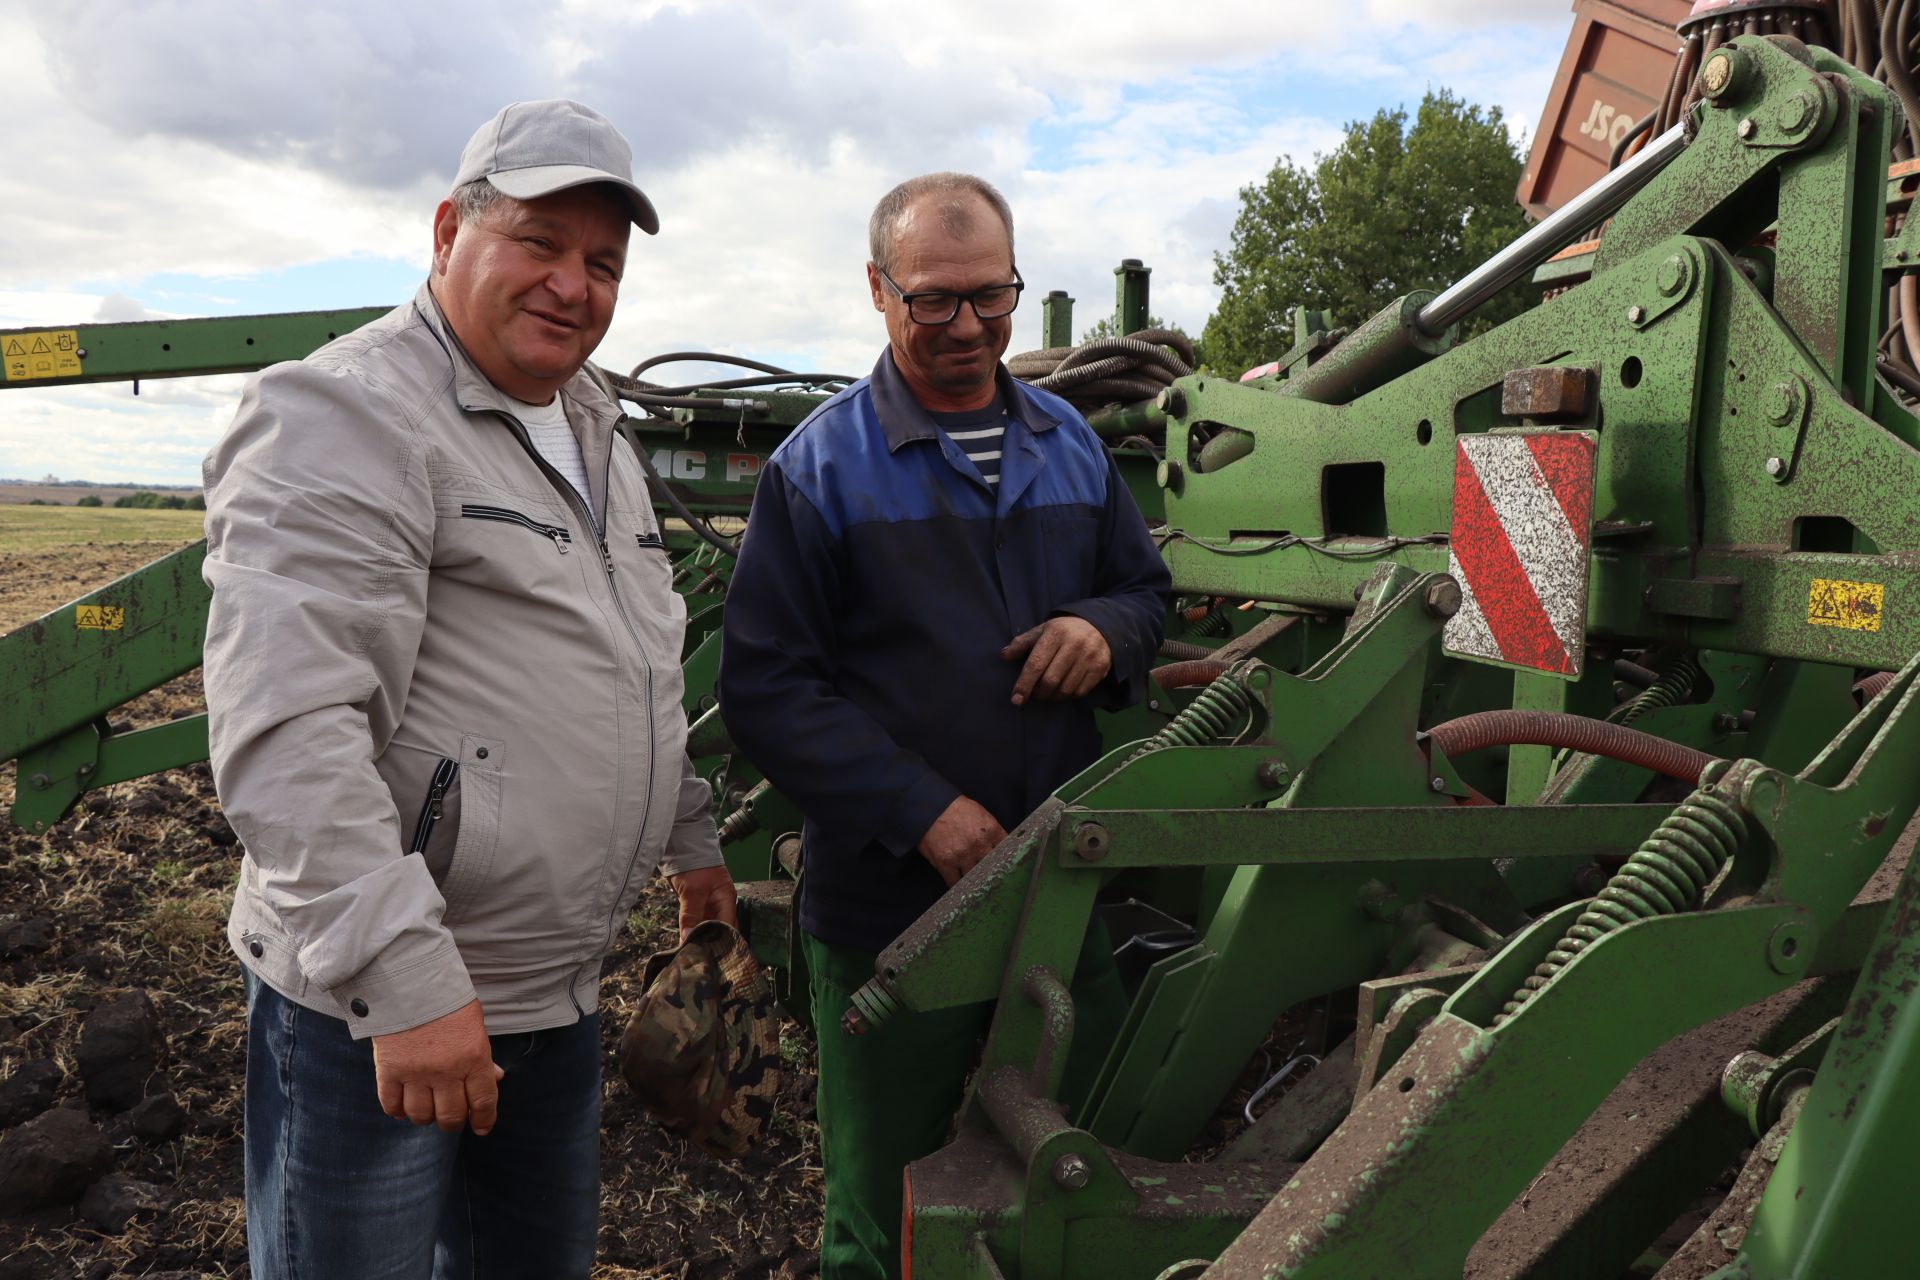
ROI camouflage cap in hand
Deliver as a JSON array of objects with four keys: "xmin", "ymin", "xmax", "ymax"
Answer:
[{"xmin": 618, "ymin": 918, "xmax": 780, "ymax": 1156}]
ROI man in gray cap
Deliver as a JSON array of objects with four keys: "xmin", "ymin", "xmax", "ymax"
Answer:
[{"xmin": 201, "ymin": 99, "xmax": 736, "ymax": 1278}]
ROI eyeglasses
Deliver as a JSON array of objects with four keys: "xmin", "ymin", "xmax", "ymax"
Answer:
[{"xmin": 877, "ymin": 264, "xmax": 1025, "ymax": 325}]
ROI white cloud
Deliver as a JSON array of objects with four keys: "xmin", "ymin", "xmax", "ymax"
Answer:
[
  {"xmin": 0, "ymin": 377, "xmax": 244, "ymax": 486},
  {"xmin": 94, "ymin": 294, "xmax": 160, "ymax": 323},
  {"xmin": 1, "ymin": 0, "xmax": 1575, "ymax": 485}
]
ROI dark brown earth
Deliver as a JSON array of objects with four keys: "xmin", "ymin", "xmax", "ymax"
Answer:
[{"xmin": 0, "ymin": 543, "xmax": 824, "ymax": 1279}]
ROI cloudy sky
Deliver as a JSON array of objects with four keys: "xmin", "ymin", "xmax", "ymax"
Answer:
[{"xmin": 0, "ymin": 0, "xmax": 1571, "ymax": 486}]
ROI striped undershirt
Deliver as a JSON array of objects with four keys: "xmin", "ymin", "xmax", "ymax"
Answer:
[
  {"xmin": 510, "ymin": 392, "xmax": 599, "ymax": 528},
  {"xmin": 929, "ymin": 393, "xmax": 1007, "ymax": 488}
]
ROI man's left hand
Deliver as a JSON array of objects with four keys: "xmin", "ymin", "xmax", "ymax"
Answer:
[
  {"xmin": 669, "ymin": 865, "xmax": 739, "ymax": 941},
  {"xmin": 1001, "ymin": 617, "xmax": 1112, "ymax": 706}
]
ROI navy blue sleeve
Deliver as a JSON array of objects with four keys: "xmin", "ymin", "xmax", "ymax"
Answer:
[
  {"xmin": 1052, "ymin": 452, "xmax": 1172, "ymax": 711},
  {"xmin": 719, "ymin": 462, "xmax": 959, "ymax": 856}
]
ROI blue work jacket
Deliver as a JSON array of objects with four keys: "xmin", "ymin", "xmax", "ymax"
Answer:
[{"xmin": 719, "ymin": 350, "xmax": 1171, "ymax": 952}]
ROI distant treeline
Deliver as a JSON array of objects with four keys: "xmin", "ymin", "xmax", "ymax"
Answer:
[
  {"xmin": 26, "ymin": 492, "xmax": 205, "ymax": 510},
  {"xmin": 1, "ymin": 478, "xmax": 199, "ymax": 490}
]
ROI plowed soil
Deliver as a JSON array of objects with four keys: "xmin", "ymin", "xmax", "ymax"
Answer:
[{"xmin": 0, "ymin": 541, "xmax": 824, "ymax": 1279}]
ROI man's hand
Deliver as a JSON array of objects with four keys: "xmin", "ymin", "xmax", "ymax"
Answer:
[
  {"xmin": 670, "ymin": 865, "xmax": 739, "ymax": 941},
  {"xmin": 1001, "ymin": 616, "xmax": 1113, "ymax": 706},
  {"xmin": 372, "ymin": 999, "xmax": 503, "ymax": 1135},
  {"xmin": 918, "ymin": 796, "xmax": 1007, "ymax": 887}
]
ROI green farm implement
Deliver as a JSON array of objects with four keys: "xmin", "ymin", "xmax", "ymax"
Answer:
[{"xmin": 10, "ymin": 6, "xmax": 1920, "ymax": 1277}]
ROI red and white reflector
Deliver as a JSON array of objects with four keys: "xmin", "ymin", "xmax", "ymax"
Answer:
[{"xmin": 1443, "ymin": 432, "xmax": 1597, "ymax": 678}]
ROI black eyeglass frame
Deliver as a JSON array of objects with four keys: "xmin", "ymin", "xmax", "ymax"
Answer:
[{"xmin": 876, "ymin": 264, "xmax": 1026, "ymax": 325}]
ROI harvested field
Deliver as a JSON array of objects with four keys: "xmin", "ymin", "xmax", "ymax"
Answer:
[{"xmin": 0, "ymin": 537, "xmax": 825, "ymax": 1278}]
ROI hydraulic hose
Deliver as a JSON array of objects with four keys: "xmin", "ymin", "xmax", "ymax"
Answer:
[
  {"xmin": 628, "ymin": 428, "xmax": 742, "ymax": 556},
  {"xmin": 1424, "ymin": 711, "xmax": 1718, "ymax": 782},
  {"xmin": 1008, "ymin": 328, "xmax": 1196, "ymax": 416}
]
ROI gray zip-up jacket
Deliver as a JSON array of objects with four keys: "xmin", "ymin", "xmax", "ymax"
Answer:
[{"xmin": 202, "ymin": 282, "xmax": 723, "ymax": 1039}]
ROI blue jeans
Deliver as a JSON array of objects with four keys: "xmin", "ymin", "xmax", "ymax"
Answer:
[{"xmin": 243, "ymin": 974, "xmax": 601, "ymax": 1280}]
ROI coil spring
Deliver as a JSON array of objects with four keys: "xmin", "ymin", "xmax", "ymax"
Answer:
[
  {"xmin": 1183, "ymin": 607, "xmax": 1232, "ymax": 638},
  {"xmin": 1613, "ymin": 656, "xmax": 1701, "ymax": 727},
  {"xmin": 1125, "ymin": 667, "xmax": 1252, "ymax": 765},
  {"xmin": 1496, "ymin": 784, "xmax": 1747, "ymax": 1025}
]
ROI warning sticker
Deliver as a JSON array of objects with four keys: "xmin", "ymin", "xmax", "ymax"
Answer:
[
  {"xmin": 3, "ymin": 330, "xmax": 82, "ymax": 382},
  {"xmin": 75, "ymin": 605, "xmax": 125, "ymax": 631},
  {"xmin": 1808, "ymin": 579, "xmax": 1884, "ymax": 632}
]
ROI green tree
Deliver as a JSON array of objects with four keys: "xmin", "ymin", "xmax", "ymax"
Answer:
[
  {"xmin": 1081, "ymin": 313, "xmax": 1171, "ymax": 343},
  {"xmin": 75, "ymin": 494, "xmax": 103, "ymax": 507},
  {"xmin": 1202, "ymin": 90, "xmax": 1533, "ymax": 377}
]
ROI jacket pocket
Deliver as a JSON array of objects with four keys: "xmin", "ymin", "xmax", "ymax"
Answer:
[
  {"xmin": 406, "ymin": 757, "xmax": 463, "ymax": 882},
  {"xmin": 439, "ymin": 734, "xmax": 505, "ymax": 925},
  {"xmin": 1039, "ymin": 510, "xmax": 1101, "ymax": 602},
  {"xmin": 460, "ymin": 504, "xmax": 573, "ymax": 555}
]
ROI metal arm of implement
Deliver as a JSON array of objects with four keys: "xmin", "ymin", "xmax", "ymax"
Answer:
[{"xmin": 897, "ymin": 35, "xmax": 1920, "ymax": 1280}]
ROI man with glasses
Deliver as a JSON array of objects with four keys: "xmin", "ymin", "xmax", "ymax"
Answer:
[{"xmin": 721, "ymin": 172, "xmax": 1169, "ymax": 1279}]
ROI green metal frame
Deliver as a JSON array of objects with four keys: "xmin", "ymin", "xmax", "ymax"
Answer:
[{"xmin": 887, "ymin": 36, "xmax": 1920, "ymax": 1279}]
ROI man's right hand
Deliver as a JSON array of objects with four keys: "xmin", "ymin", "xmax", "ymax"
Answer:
[
  {"xmin": 918, "ymin": 796, "xmax": 1007, "ymax": 887},
  {"xmin": 372, "ymin": 998, "xmax": 503, "ymax": 1135}
]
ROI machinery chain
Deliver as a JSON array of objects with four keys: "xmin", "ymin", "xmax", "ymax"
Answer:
[{"xmin": 1496, "ymin": 785, "xmax": 1748, "ymax": 1024}]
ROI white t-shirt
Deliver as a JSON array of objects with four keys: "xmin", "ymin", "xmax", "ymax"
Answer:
[{"xmin": 510, "ymin": 393, "xmax": 598, "ymax": 528}]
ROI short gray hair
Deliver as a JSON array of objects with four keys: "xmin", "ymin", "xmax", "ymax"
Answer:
[
  {"xmin": 450, "ymin": 177, "xmax": 507, "ymax": 225},
  {"xmin": 868, "ymin": 173, "xmax": 1014, "ymax": 274}
]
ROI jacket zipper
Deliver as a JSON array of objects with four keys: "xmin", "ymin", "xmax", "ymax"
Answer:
[
  {"xmin": 460, "ymin": 503, "xmax": 572, "ymax": 555},
  {"xmin": 408, "ymin": 757, "xmax": 460, "ymax": 855},
  {"xmin": 490, "ymin": 409, "xmax": 660, "ymax": 989}
]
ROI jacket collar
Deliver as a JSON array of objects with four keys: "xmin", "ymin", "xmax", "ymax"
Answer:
[
  {"xmin": 411, "ymin": 281, "xmax": 622, "ymax": 437},
  {"xmin": 869, "ymin": 346, "xmax": 1060, "ymax": 454}
]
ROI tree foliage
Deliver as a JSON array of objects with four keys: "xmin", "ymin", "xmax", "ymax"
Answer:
[
  {"xmin": 112, "ymin": 491, "xmax": 203, "ymax": 510},
  {"xmin": 1202, "ymin": 90, "xmax": 1534, "ymax": 377},
  {"xmin": 1080, "ymin": 313, "xmax": 1170, "ymax": 343}
]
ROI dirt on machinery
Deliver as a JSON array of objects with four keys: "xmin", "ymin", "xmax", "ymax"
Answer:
[{"xmin": 0, "ymin": 544, "xmax": 825, "ymax": 1279}]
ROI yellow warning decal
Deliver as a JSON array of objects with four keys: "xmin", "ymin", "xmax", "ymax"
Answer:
[
  {"xmin": 1808, "ymin": 578, "xmax": 1884, "ymax": 632},
  {"xmin": 75, "ymin": 605, "xmax": 125, "ymax": 631},
  {"xmin": 2, "ymin": 330, "xmax": 82, "ymax": 381}
]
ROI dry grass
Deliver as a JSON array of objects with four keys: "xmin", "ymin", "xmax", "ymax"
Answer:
[{"xmin": 0, "ymin": 504, "xmax": 202, "ymax": 552}]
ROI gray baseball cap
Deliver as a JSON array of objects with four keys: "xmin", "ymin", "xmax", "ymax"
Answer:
[{"xmin": 454, "ymin": 99, "xmax": 659, "ymax": 235}]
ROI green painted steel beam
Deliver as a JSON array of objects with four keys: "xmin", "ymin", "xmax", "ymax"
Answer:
[
  {"xmin": 0, "ymin": 308, "xmax": 391, "ymax": 389},
  {"xmin": 1067, "ymin": 802, "xmax": 1673, "ymax": 868},
  {"xmin": 0, "ymin": 542, "xmax": 209, "ymax": 764}
]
